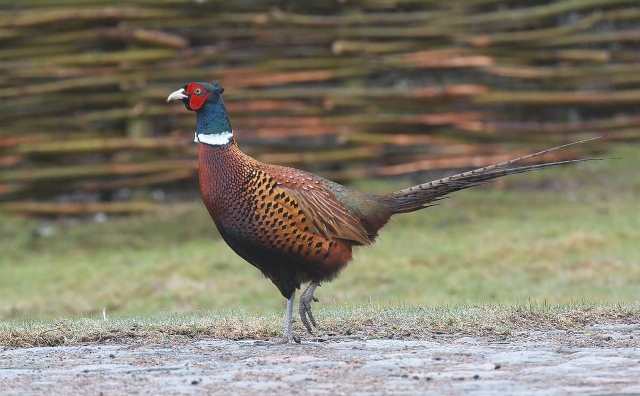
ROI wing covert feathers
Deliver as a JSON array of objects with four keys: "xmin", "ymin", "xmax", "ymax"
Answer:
[
  {"xmin": 282, "ymin": 187, "xmax": 372, "ymax": 245},
  {"xmin": 266, "ymin": 166, "xmax": 374, "ymax": 246}
]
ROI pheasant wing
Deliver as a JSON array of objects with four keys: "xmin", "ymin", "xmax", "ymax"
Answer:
[{"xmin": 281, "ymin": 186, "xmax": 372, "ymax": 245}]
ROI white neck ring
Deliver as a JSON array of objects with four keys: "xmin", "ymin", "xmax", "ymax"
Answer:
[{"xmin": 194, "ymin": 131, "xmax": 233, "ymax": 146}]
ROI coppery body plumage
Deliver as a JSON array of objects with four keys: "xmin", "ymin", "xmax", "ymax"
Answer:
[
  {"xmin": 168, "ymin": 81, "xmax": 597, "ymax": 343},
  {"xmin": 198, "ymin": 142, "xmax": 389, "ymax": 298}
]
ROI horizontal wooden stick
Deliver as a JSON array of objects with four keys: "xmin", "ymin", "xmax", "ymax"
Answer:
[
  {"xmin": 0, "ymin": 201, "xmax": 160, "ymax": 215},
  {"xmin": 545, "ymin": 28, "xmax": 640, "ymax": 46},
  {"xmin": 475, "ymin": 89, "xmax": 640, "ymax": 105},
  {"xmin": 78, "ymin": 170, "xmax": 194, "ymax": 192},
  {"xmin": 484, "ymin": 64, "xmax": 640, "ymax": 81},
  {"xmin": 390, "ymin": 49, "xmax": 494, "ymax": 69},
  {"xmin": 98, "ymin": 27, "xmax": 189, "ymax": 49},
  {"xmin": 459, "ymin": 0, "xmax": 637, "ymax": 27},
  {"xmin": 220, "ymin": 9, "xmax": 442, "ymax": 26},
  {"xmin": 0, "ymin": 183, "xmax": 23, "ymax": 196},
  {"xmin": 257, "ymin": 146, "xmax": 382, "ymax": 165},
  {"xmin": 0, "ymin": 160, "xmax": 197, "ymax": 183},
  {"xmin": 475, "ymin": 116, "xmax": 640, "ymax": 134},
  {"xmin": 16, "ymin": 137, "xmax": 190, "ymax": 154},
  {"xmin": 0, "ymin": 75, "xmax": 123, "ymax": 98},
  {"xmin": 464, "ymin": 12, "xmax": 602, "ymax": 47},
  {"xmin": 0, "ymin": 6, "xmax": 172, "ymax": 28}
]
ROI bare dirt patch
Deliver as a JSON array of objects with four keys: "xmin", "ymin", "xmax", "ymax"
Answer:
[{"xmin": 1, "ymin": 323, "xmax": 639, "ymax": 395}]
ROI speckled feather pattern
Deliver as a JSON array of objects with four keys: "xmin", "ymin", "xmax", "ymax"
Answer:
[{"xmin": 198, "ymin": 142, "xmax": 391, "ymax": 298}]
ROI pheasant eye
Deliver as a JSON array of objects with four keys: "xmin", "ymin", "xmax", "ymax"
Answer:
[{"xmin": 194, "ymin": 88, "xmax": 202, "ymax": 95}]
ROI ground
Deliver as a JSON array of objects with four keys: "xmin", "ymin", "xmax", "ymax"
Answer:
[
  {"xmin": 1, "ymin": 312, "xmax": 640, "ymax": 395},
  {"xmin": 1, "ymin": 306, "xmax": 639, "ymax": 394}
]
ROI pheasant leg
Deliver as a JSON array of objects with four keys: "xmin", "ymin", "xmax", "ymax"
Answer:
[
  {"xmin": 299, "ymin": 282, "xmax": 320, "ymax": 334},
  {"xmin": 275, "ymin": 292, "xmax": 299, "ymax": 344}
]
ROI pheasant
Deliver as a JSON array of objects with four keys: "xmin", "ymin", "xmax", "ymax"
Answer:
[{"xmin": 167, "ymin": 81, "xmax": 597, "ymax": 343}]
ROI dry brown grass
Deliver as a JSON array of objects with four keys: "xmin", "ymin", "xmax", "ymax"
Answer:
[{"xmin": 2, "ymin": 304, "xmax": 639, "ymax": 349}]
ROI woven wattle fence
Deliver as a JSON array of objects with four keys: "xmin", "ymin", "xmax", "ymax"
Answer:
[{"xmin": 0, "ymin": 0, "xmax": 637, "ymax": 215}]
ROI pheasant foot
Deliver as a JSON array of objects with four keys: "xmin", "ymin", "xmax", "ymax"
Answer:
[{"xmin": 299, "ymin": 282, "xmax": 320, "ymax": 334}]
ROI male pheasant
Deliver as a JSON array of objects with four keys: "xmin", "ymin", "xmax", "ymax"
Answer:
[{"xmin": 167, "ymin": 81, "xmax": 596, "ymax": 343}]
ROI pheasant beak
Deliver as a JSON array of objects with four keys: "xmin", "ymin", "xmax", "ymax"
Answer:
[{"xmin": 166, "ymin": 88, "xmax": 188, "ymax": 103}]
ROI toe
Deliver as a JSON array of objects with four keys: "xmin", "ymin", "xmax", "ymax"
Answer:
[
  {"xmin": 299, "ymin": 302, "xmax": 313, "ymax": 334},
  {"xmin": 306, "ymin": 305, "xmax": 318, "ymax": 328}
]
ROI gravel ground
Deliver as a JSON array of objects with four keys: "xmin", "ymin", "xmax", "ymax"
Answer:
[{"xmin": 1, "ymin": 323, "xmax": 639, "ymax": 395}]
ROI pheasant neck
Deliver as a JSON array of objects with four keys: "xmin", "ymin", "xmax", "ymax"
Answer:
[
  {"xmin": 198, "ymin": 143, "xmax": 254, "ymax": 217},
  {"xmin": 194, "ymin": 97, "xmax": 234, "ymax": 146}
]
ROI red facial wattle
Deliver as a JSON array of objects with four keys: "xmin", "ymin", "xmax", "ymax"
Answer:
[{"xmin": 185, "ymin": 82, "xmax": 210, "ymax": 111}]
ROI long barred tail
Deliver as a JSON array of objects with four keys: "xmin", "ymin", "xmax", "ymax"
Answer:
[{"xmin": 386, "ymin": 138, "xmax": 601, "ymax": 214}]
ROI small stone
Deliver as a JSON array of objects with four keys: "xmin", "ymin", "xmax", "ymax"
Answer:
[
  {"xmin": 473, "ymin": 374, "xmax": 480, "ymax": 380},
  {"xmin": 494, "ymin": 364, "xmax": 501, "ymax": 370},
  {"xmin": 94, "ymin": 212, "xmax": 107, "ymax": 223},
  {"xmin": 412, "ymin": 376, "xmax": 419, "ymax": 380},
  {"xmin": 109, "ymin": 354, "xmax": 115, "ymax": 358},
  {"xmin": 191, "ymin": 379, "xmax": 200, "ymax": 385}
]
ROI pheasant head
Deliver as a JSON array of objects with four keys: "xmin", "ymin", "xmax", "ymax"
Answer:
[{"xmin": 167, "ymin": 81, "xmax": 233, "ymax": 145}]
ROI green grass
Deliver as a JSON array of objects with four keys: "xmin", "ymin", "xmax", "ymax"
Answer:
[{"xmin": 1, "ymin": 145, "xmax": 639, "ymax": 322}]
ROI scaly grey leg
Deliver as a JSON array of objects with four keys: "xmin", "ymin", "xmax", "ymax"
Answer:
[
  {"xmin": 299, "ymin": 282, "xmax": 320, "ymax": 334},
  {"xmin": 280, "ymin": 291, "xmax": 300, "ymax": 344}
]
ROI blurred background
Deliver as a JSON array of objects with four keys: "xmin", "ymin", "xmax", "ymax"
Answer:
[{"xmin": 0, "ymin": 1, "xmax": 638, "ymax": 320}]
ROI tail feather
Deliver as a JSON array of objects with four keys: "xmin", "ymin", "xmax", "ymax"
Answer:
[{"xmin": 386, "ymin": 138, "xmax": 601, "ymax": 214}]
